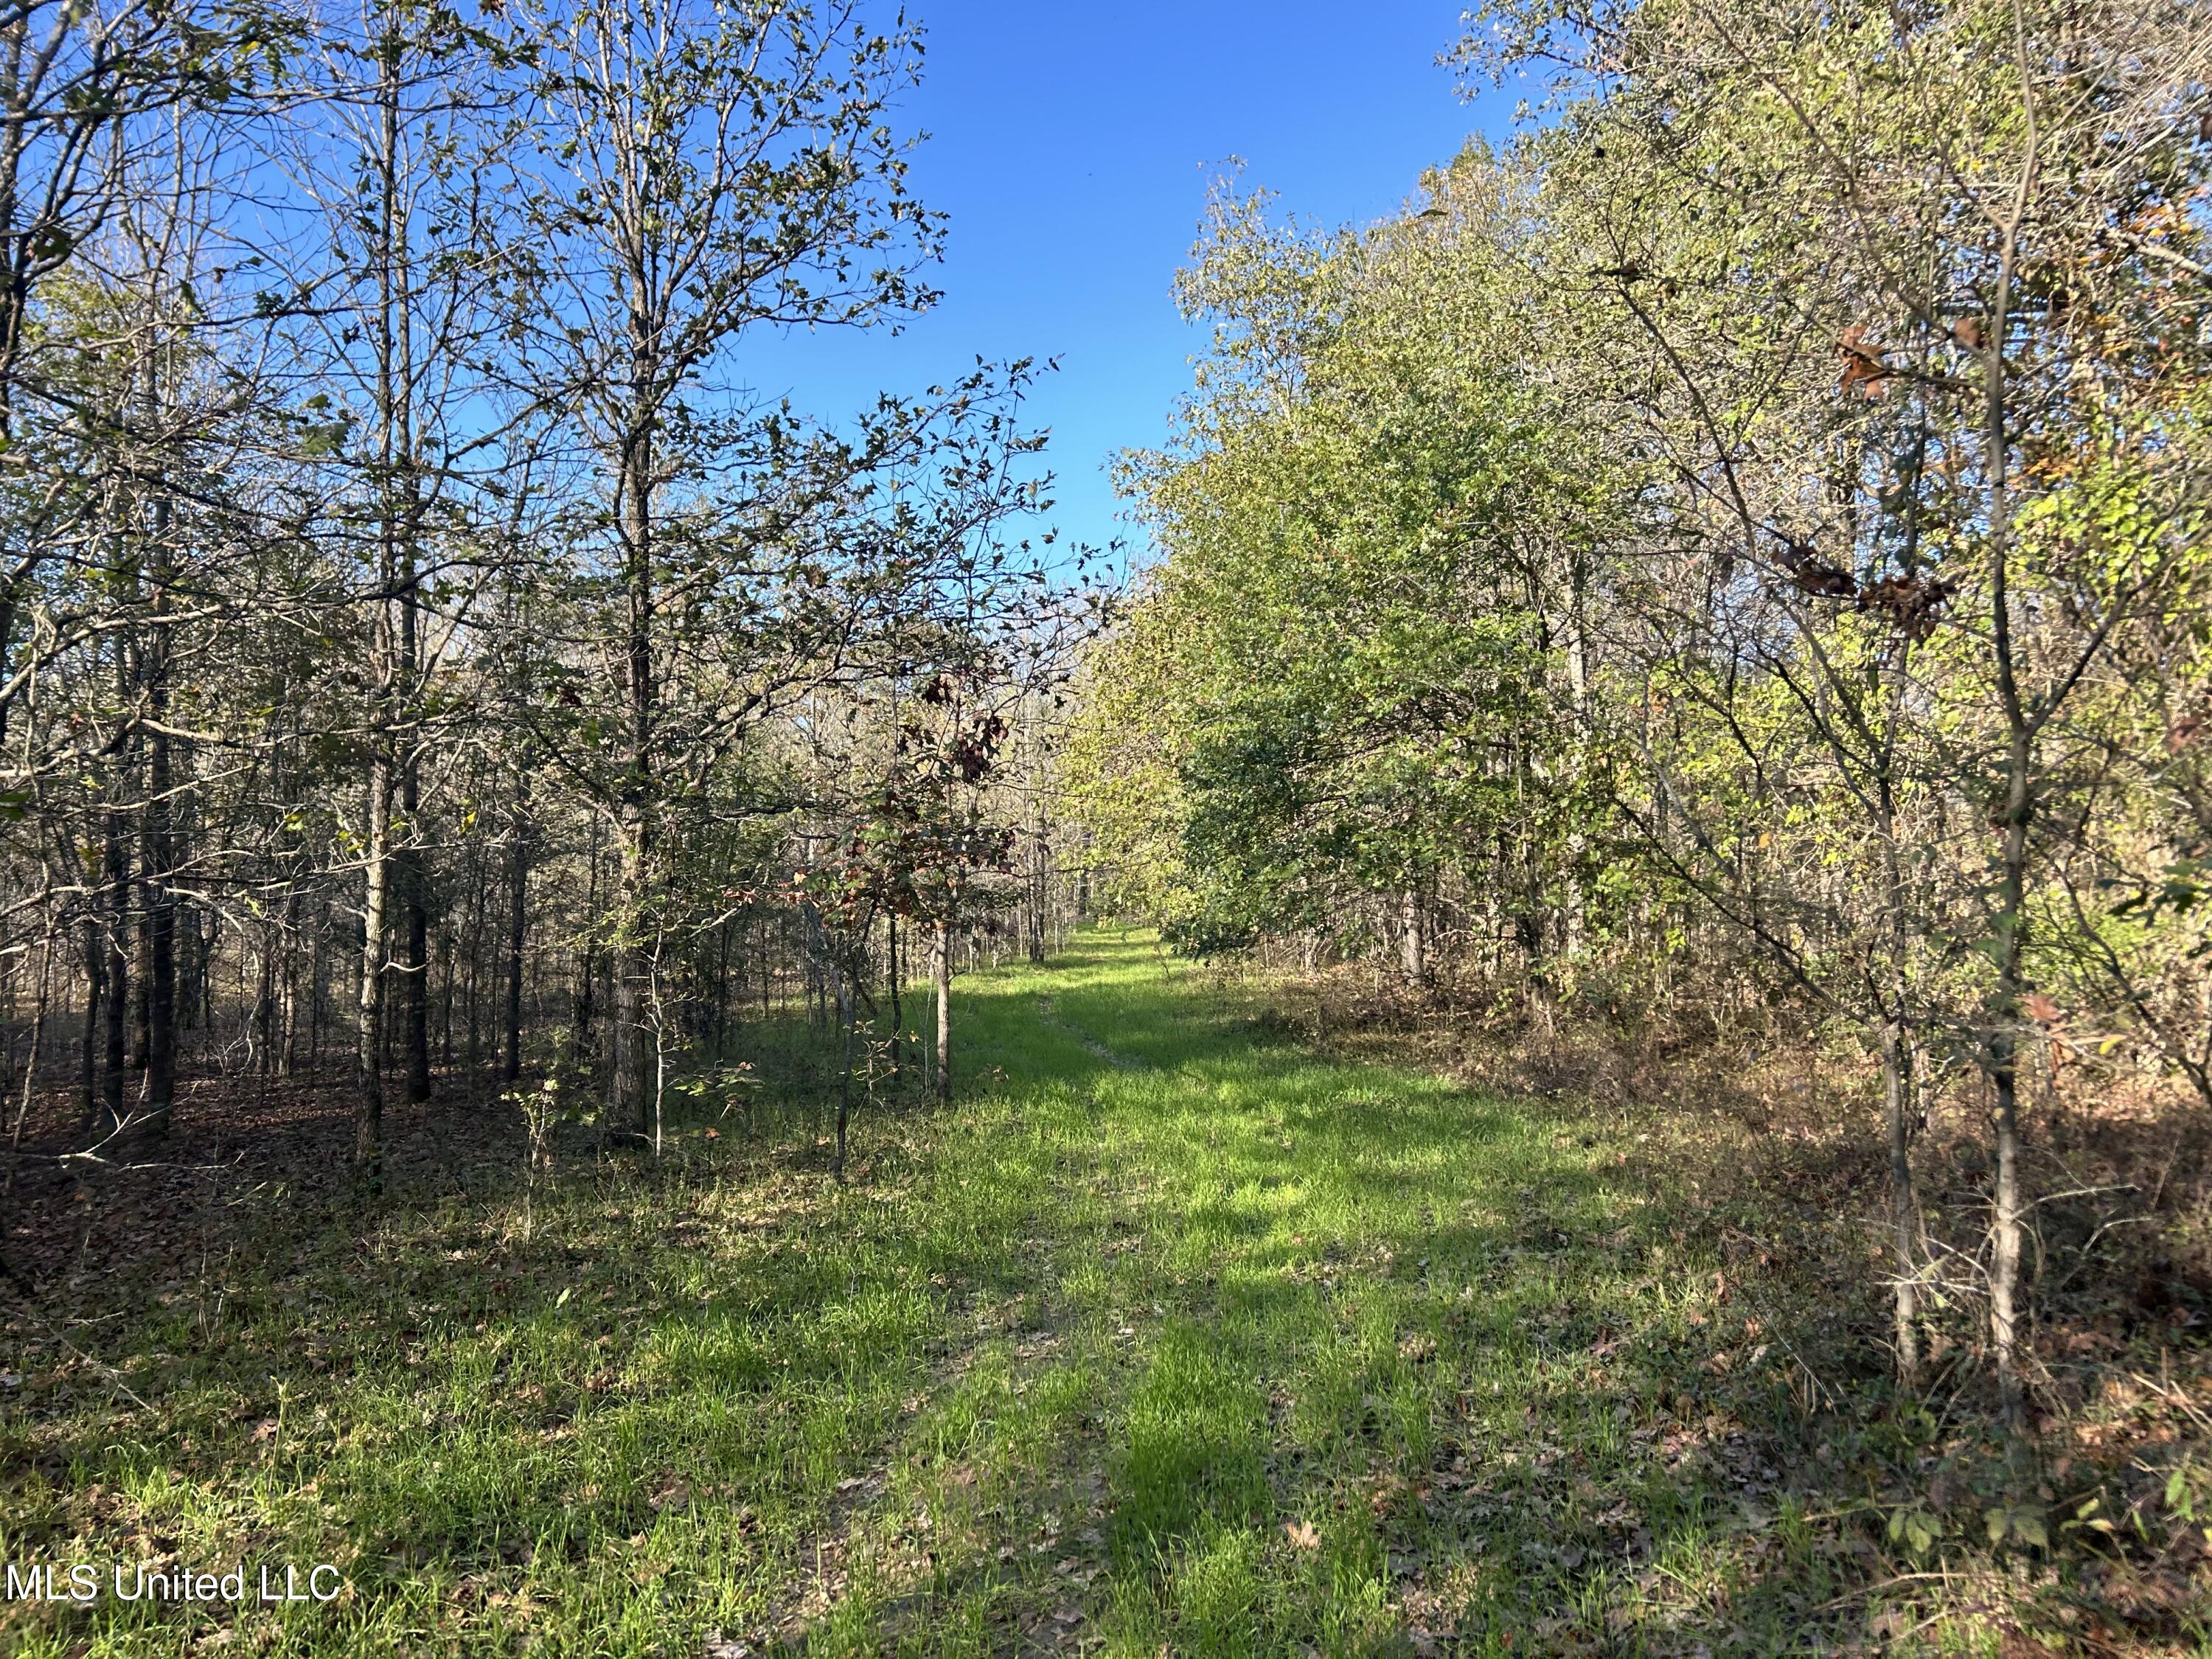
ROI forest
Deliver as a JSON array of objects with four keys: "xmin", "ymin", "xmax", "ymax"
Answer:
[{"xmin": 3, "ymin": 0, "xmax": 2211, "ymax": 1653}]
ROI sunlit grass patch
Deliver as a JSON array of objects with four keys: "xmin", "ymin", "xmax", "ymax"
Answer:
[{"xmin": 3, "ymin": 927, "xmax": 2159, "ymax": 1657}]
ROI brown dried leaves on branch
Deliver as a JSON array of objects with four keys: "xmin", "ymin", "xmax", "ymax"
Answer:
[
  {"xmin": 1771, "ymin": 537, "xmax": 1857, "ymax": 599},
  {"xmin": 1766, "ymin": 533, "xmax": 1955, "ymax": 641},
  {"xmin": 1855, "ymin": 571, "xmax": 1956, "ymax": 641},
  {"xmin": 1838, "ymin": 324, "xmax": 1893, "ymax": 400}
]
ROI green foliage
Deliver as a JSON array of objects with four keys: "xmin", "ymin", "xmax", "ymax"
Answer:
[{"xmin": 1077, "ymin": 159, "xmax": 1624, "ymax": 963}]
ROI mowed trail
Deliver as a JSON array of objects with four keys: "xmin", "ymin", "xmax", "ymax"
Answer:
[
  {"xmin": 6, "ymin": 930, "xmax": 1828, "ymax": 1659},
  {"xmin": 785, "ymin": 930, "xmax": 1808, "ymax": 1657}
]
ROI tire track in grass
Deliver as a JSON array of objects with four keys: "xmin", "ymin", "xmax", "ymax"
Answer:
[
  {"xmin": 1034, "ymin": 994, "xmax": 1151, "ymax": 1072},
  {"xmin": 740, "ymin": 990, "xmax": 1141, "ymax": 1654}
]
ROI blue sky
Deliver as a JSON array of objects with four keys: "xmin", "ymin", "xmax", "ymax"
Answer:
[{"xmin": 738, "ymin": 1, "xmax": 1516, "ymax": 579}]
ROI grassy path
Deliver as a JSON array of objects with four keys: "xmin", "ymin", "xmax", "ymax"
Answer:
[{"xmin": 5, "ymin": 929, "xmax": 1868, "ymax": 1658}]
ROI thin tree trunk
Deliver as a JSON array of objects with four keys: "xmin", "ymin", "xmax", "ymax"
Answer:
[
  {"xmin": 1026, "ymin": 698, "xmax": 1048, "ymax": 964},
  {"xmin": 608, "ymin": 370, "xmax": 657, "ymax": 1136},
  {"xmin": 464, "ymin": 891, "xmax": 481, "ymax": 1079},
  {"xmin": 357, "ymin": 760, "xmax": 392, "ymax": 1184},
  {"xmin": 1873, "ymin": 647, "xmax": 1923, "ymax": 1388},
  {"xmin": 276, "ymin": 888, "xmax": 299, "ymax": 1077},
  {"xmin": 1882, "ymin": 1020, "xmax": 1921, "ymax": 1386},
  {"xmin": 504, "ymin": 795, "xmax": 528, "ymax": 1082},
  {"xmin": 574, "ymin": 817, "xmax": 599, "ymax": 1060},
  {"xmin": 835, "ymin": 963, "xmax": 854, "ymax": 1178},
  {"xmin": 132, "ymin": 922, "xmax": 150, "ymax": 1074},
  {"xmin": 307, "ymin": 908, "xmax": 325, "ymax": 1077},
  {"xmin": 887, "ymin": 908, "xmax": 902, "ymax": 1072},
  {"xmin": 933, "ymin": 919, "xmax": 951, "ymax": 1107},
  {"xmin": 1983, "ymin": 134, "xmax": 2034, "ymax": 1428},
  {"xmin": 77, "ymin": 917, "xmax": 102, "ymax": 1133},
  {"xmin": 611, "ymin": 822, "xmax": 651, "ymax": 1138},
  {"xmin": 1990, "ymin": 764, "xmax": 2030, "ymax": 1425},
  {"xmin": 100, "ymin": 810, "xmax": 130, "ymax": 1140},
  {"xmin": 393, "ymin": 168, "xmax": 430, "ymax": 1109},
  {"xmin": 359, "ymin": 19, "xmax": 406, "ymax": 1181},
  {"xmin": 4, "ymin": 933, "xmax": 47, "ymax": 1200},
  {"xmin": 399, "ymin": 733, "xmax": 429, "ymax": 1101}
]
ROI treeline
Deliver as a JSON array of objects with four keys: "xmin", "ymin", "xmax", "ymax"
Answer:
[
  {"xmin": 0, "ymin": 0, "xmax": 1096, "ymax": 1201},
  {"xmin": 1069, "ymin": 0, "xmax": 2209, "ymax": 1419}
]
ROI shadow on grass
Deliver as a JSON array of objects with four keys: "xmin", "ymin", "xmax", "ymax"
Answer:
[
  {"xmin": 805, "ymin": 932, "xmax": 1953, "ymax": 1658},
  {"xmin": 0, "ymin": 931, "xmax": 2075, "ymax": 1659}
]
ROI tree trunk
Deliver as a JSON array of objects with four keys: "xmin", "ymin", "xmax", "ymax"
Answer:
[
  {"xmin": 279, "ymin": 888, "xmax": 300, "ymax": 1076},
  {"xmin": 1989, "ymin": 751, "xmax": 2031, "ymax": 1426},
  {"xmin": 504, "ymin": 800, "xmax": 528, "ymax": 1083},
  {"xmin": 1881, "ymin": 1019, "xmax": 1921, "ymax": 1386},
  {"xmin": 1028, "ymin": 815, "xmax": 1048, "ymax": 966},
  {"xmin": 1026, "ymin": 700, "xmax": 1048, "ymax": 964},
  {"xmin": 887, "ymin": 909, "xmax": 902, "ymax": 1071},
  {"xmin": 933, "ymin": 919, "xmax": 951, "ymax": 1107},
  {"xmin": 1874, "ymin": 664, "xmax": 1922, "ymax": 1390},
  {"xmin": 574, "ymin": 816, "xmax": 600, "ymax": 1062},
  {"xmin": 607, "ymin": 352, "xmax": 658, "ymax": 1135},
  {"xmin": 77, "ymin": 917, "xmax": 102, "ymax": 1134},
  {"xmin": 400, "ymin": 838, "xmax": 431, "ymax": 1101},
  {"xmin": 357, "ymin": 761, "xmax": 392, "ymax": 1183},
  {"xmin": 307, "ymin": 908, "xmax": 325, "ymax": 1076},
  {"xmin": 4, "ymin": 934, "xmax": 49, "ymax": 1201},
  {"xmin": 1983, "ymin": 201, "xmax": 2031, "ymax": 1429},
  {"xmin": 1400, "ymin": 887, "xmax": 1426, "ymax": 986},
  {"xmin": 397, "ymin": 700, "xmax": 428, "ymax": 1100},
  {"xmin": 835, "ymin": 963, "xmax": 854, "ymax": 1178},
  {"xmin": 610, "ymin": 815, "xmax": 652, "ymax": 1138},
  {"xmin": 366, "ymin": 7, "xmax": 434, "ymax": 1113},
  {"xmin": 100, "ymin": 810, "xmax": 130, "ymax": 1140},
  {"xmin": 132, "ymin": 923, "xmax": 150, "ymax": 1074}
]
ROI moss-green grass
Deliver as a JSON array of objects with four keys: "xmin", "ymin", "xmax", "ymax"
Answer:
[{"xmin": 0, "ymin": 930, "xmax": 2114, "ymax": 1656}]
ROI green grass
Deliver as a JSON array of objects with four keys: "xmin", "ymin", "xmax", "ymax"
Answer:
[{"xmin": 0, "ymin": 929, "xmax": 2128, "ymax": 1656}]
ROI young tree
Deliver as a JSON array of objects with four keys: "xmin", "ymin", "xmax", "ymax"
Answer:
[
  {"xmin": 514, "ymin": 0, "xmax": 940, "ymax": 1137},
  {"xmin": 269, "ymin": 0, "xmax": 532, "ymax": 1174}
]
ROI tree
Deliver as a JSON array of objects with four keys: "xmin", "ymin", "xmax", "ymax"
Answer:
[
  {"xmin": 265, "ymin": 0, "xmax": 532, "ymax": 1174},
  {"xmin": 513, "ymin": 0, "xmax": 940, "ymax": 1138}
]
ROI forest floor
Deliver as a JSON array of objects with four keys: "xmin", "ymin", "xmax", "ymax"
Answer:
[{"xmin": 1, "ymin": 929, "xmax": 2207, "ymax": 1658}]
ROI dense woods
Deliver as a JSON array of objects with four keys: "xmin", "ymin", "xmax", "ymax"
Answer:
[
  {"xmin": 1071, "ymin": 0, "xmax": 2212, "ymax": 1425},
  {"xmin": 0, "ymin": 0, "xmax": 1094, "ymax": 1217}
]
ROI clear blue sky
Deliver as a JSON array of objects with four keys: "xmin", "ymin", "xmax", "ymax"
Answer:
[{"xmin": 738, "ymin": 1, "xmax": 1514, "ymax": 578}]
